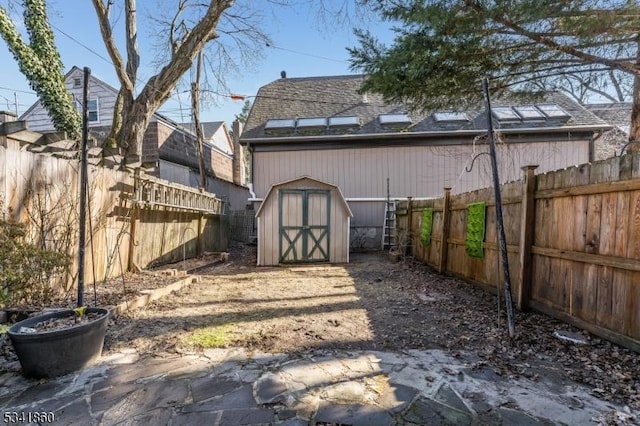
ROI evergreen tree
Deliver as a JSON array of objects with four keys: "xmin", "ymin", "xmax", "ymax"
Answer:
[{"xmin": 349, "ymin": 0, "xmax": 640, "ymax": 147}]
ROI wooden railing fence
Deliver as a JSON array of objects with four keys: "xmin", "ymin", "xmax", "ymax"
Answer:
[{"xmin": 396, "ymin": 153, "xmax": 640, "ymax": 352}]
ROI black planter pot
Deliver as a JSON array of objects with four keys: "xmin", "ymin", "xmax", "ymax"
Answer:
[{"xmin": 8, "ymin": 307, "xmax": 110, "ymax": 378}]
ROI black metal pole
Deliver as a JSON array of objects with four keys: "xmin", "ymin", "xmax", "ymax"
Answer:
[
  {"xmin": 482, "ymin": 78, "xmax": 516, "ymax": 337},
  {"xmin": 77, "ymin": 67, "xmax": 91, "ymax": 308}
]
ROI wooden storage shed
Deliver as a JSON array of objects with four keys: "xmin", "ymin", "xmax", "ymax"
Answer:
[{"xmin": 256, "ymin": 176, "xmax": 353, "ymax": 266}]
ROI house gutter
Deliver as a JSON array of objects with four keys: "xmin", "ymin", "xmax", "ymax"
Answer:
[
  {"xmin": 247, "ymin": 141, "xmax": 257, "ymax": 199},
  {"xmin": 240, "ymin": 124, "xmax": 612, "ymax": 145}
]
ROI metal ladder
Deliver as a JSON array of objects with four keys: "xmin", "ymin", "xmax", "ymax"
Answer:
[{"xmin": 382, "ymin": 200, "xmax": 397, "ymax": 250}]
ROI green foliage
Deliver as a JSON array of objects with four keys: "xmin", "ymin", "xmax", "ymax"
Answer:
[
  {"xmin": 0, "ymin": 219, "xmax": 70, "ymax": 308},
  {"xmin": 420, "ymin": 208, "xmax": 433, "ymax": 246},
  {"xmin": 0, "ymin": 0, "xmax": 81, "ymax": 139},
  {"xmin": 234, "ymin": 100, "xmax": 252, "ymax": 124},
  {"xmin": 186, "ymin": 324, "xmax": 234, "ymax": 348},
  {"xmin": 465, "ymin": 202, "xmax": 486, "ymax": 259},
  {"xmin": 349, "ymin": 0, "xmax": 640, "ymax": 111}
]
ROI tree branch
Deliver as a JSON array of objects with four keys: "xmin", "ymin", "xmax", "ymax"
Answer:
[{"xmin": 91, "ymin": 0, "xmax": 133, "ymax": 93}]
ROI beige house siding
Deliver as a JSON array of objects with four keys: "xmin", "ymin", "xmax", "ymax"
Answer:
[
  {"xmin": 252, "ymin": 140, "xmax": 589, "ymax": 249},
  {"xmin": 211, "ymin": 150, "xmax": 233, "ymax": 182},
  {"xmin": 253, "ymin": 141, "xmax": 590, "ymax": 201},
  {"xmin": 257, "ymin": 177, "xmax": 351, "ymax": 266}
]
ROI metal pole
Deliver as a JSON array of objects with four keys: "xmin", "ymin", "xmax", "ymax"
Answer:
[
  {"xmin": 77, "ymin": 67, "xmax": 91, "ymax": 308},
  {"xmin": 482, "ymin": 78, "xmax": 516, "ymax": 337}
]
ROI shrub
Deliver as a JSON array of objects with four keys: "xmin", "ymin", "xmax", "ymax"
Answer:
[{"xmin": 0, "ymin": 219, "xmax": 70, "ymax": 308}]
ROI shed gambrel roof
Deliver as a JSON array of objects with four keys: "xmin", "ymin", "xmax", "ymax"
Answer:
[
  {"xmin": 241, "ymin": 74, "xmax": 611, "ymax": 143},
  {"xmin": 255, "ymin": 175, "xmax": 353, "ymax": 218}
]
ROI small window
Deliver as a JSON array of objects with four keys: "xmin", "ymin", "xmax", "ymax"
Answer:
[
  {"xmin": 491, "ymin": 107, "xmax": 521, "ymax": 122},
  {"xmin": 513, "ymin": 106, "xmax": 546, "ymax": 121},
  {"xmin": 328, "ymin": 116, "xmax": 359, "ymax": 127},
  {"xmin": 264, "ymin": 119, "xmax": 295, "ymax": 130},
  {"xmin": 297, "ymin": 117, "xmax": 327, "ymax": 128},
  {"xmin": 73, "ymin": 78, "xmax": 82, "ymax": 88},
  {"xmin": 433, "ymin": 111, "xmax": 469, "ymax": 122},
  {"xmin": 88, "ymin": 99, "xmax": 99, "ymax": 122},
  {"xmin": 536, "ymin": 104, "xmax": 571, "ymax": 119},
  {"xmin": 379, "ymin": 113, "xmax": 411, "ymax": 125},
  {"xmin": 74, "ymin": 98, "xmax": 99, "ymax": 123}
]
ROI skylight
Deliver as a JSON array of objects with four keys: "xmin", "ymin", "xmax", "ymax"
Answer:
[
  {"xmin": 433, "ymin": 112, "xmax": 469, "ymax": 122},
  {"xmin": 491, "ymin": 107, "xmax": 521, "ymax": 122},
  {"xmin": 297, "ymin": 117, "xmax": 327, "ymax": 128},
  {"xmin": 328, "ymin": 116, "xmax": 360, "ymax": 127},
  {"xmin": 513, "ymin": 106, "xmax": 546, "ymax": 121},
  {"xmin": 264, "ymin": 119, "xmax": 295, "ymax": 129},
  {"xmin": 379, "ymin": 113, "xmax": 411, "ymax": 125},
  {"xmin": 536, "ymin": 104, "xmax": 571, "ymax": 119}
]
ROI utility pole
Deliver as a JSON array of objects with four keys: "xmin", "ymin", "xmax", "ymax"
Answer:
[
  {"xmin": 483, "ymin": 78, "xmax": 516, "ymax": 337},
  {"xmin": 77, "ymin": 67, "xmax": 91, "ymax": 308},
  {"xmin": 191, "ymin": 51, "xmax": 206, "ymax": 190}
]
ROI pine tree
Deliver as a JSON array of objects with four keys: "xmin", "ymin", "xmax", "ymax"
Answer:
[{"xmin": 349, "ymin": 0, "xmax": 640, "ymax": 148}]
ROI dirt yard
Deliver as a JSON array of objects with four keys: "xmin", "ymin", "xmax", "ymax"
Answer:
[{"xmin": 102, "ymin": 243, "xmax": 640, "ymax": 411}]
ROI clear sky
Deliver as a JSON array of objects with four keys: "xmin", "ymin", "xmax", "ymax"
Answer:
[{"xmin": 0, "ymin": 1, "xmax": 392, "ymax": 127}]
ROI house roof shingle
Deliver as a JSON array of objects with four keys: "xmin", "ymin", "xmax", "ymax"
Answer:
[
  {"xmin": 584, "ymin": 103, "xmax": 631, "ymax": 134},
  {"xmin": 241, "ymin": 74, "xmax": 610, "ymax": 141}
]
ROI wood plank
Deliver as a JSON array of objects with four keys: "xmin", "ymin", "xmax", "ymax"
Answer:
[
  {"xmin": 517, "ymin": 166, "xmax": 537, "ymax": 310},
  {"xmin": 563, "ymin": 169, "xmax": 579, "ymax": 313},
  {"xmin": 631, "ymin": 272, "xmax": 640, "ymax": 340},
  {"xmin": 600, "ymin": 192, "xmax": 618, "ymax": 257},
  {"xmin": 581, "ymin": 263, "xmax": 598, "ymax": 322},
  {"xmin": 535, "ymin": 177, "xmax": 640, "ymax": 200},
  {"xmin": 531, "ymin": 191, "xmax": 552, "ymax": 304},
  {"xmin": 629, "ymin": 190, "xmax": 640, "ymax": 260},
  {"xmin": 438, "ymin": 189, "xmax": 451, "ymax": 273},
  {"xmin": 596, "ymin": 267, "xmax": 613, "ymax": 329},
  {"xmin": 571, "ymin": 194, "xmax": 588, "ymax": 318},
  {"xmin": 611, "ymin": 269, "xmax": 632, "ymax": 335},
  {"xmin": 531, "ymin": 246, "xmax": 640, "ymax": 272}
]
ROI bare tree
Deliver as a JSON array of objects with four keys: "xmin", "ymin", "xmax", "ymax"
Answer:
[{"xmin": 92, "ymin": 0, "xmax": 236, "ymax": 166}]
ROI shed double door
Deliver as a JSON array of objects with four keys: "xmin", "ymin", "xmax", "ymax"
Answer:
[{"xmin": 279, "ymin": 189, "xmax": 330, "ymax": 263}]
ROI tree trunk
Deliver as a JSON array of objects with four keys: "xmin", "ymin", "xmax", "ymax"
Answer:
[
  {"xmin": 192, "ymin": 52, "xmax": 207, "ymax": 190},
  {"xmin": 117, "ymin": 99, "xmax": 156, "ymax": 167}
]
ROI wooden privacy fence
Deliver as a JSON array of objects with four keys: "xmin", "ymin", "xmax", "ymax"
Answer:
[
  {"xmin": 396, "ymin": 152, "xmax": 640, "ymax": 352},
  {"xmin": 0, "ymin": 142, "xmax": 228, "ymax": 292}
]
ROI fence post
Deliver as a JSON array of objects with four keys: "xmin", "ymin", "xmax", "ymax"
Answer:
[
  {"xmin": 197, "ymin": 212, "xmax": 205, "ymax": 255},
  {"xmin": 127, "ymin": 173, "xmax": 141, "ymax": 272},
  {"xmin": 517, "ymin": 165, "xmax": 538, "ymax": 310},
  {"xmin": 438, "ymin": 188, "xmax": 452, "ymax": 274},
  {"xmin": 406, "ymin": 196, "xmax": 413, "ymax": 256}
]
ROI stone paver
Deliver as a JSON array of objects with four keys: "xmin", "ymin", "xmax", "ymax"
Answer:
[{"xmin": 0, "ymin": 347, "xmax": 634, "ymax": 426}]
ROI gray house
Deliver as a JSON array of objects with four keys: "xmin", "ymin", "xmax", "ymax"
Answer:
[
  {"xmin": 584, "ymin": 103, "xmax": 632, "ymax": 160},
  {"xmin": 240, "ymin": 74, "xmax": 611, "ymax": 259},
  {"xmin": 20, "ymin": 66, "xmax": 249, "ymax": 210}
]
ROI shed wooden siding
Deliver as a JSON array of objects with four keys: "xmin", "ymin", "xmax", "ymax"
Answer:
[
  {"xmin": 257, "ymin": 177, "xmax": 350, "ymax": 266},
  {"xmin": 252, "ymin": 141, "xmax": 589, "ymax": 201}
]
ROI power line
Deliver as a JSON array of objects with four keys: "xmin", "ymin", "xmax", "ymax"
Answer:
[
  {"xmin": 266, "ymin": 43, "xmax": 347, "ymax": 64},
  {"xmin": 50, "ymin": 23, "xmax": 113, "ymax": 66},
  {"xmin": 0, "ymin": 86, "xmax": 36, "ymax": 95}
]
